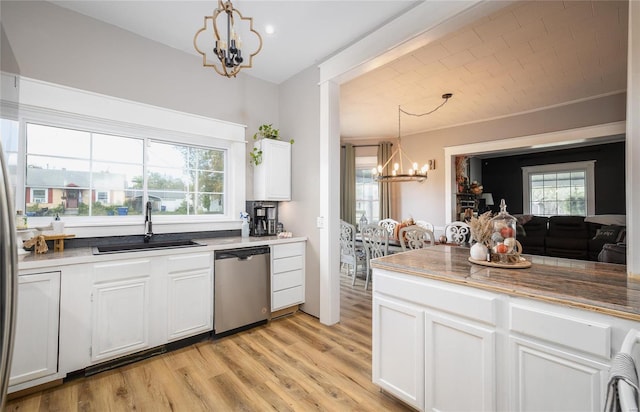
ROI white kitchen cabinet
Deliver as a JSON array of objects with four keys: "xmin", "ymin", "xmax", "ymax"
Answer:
[
  {"xmin": 90, "ymin": 258, "xmax": 151, "ymax": 363},
  {"xmin": 372, "ymin": 295, "xmax": 425, "ymax": 411},
  {"xmin": 271, "ymin": 241, "xmax": 305, "ymax": 311},
  {"xmin": 9, "ymin": 271, "xmax": 60, "ymax": 389},
  {"xmin": 508, "ymin": 302, "xmax": 611, "ymax": 412},
  {"xmin": 165, "ymin": 253, "xmax": 213, "ymax": 341},
  {"xmin": 253, "ymin": 138, "xmax": 291, "ymax": 201},
  {"xmin": 425, "ymin": 311, "xmax": 496, "ymax": 412},
  {"xmin": 372, "ymin": 267, "xmax": 619, "ymax": 412}
]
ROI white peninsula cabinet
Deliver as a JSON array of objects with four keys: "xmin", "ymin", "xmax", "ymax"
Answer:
[
  {"xmin": 373, "ymin": 268, "xmax": 628, "ymax": 412},
  {"xmin": 271, "ymin": 241, "xmax": 305, "ymax": 311},
  {"xmin": 253, "ymin": 138, "xmax": 291, "ymax": 201},
  {"xmin": 9, "ymin": 270, "xmax": 61, "ymax": 392}
]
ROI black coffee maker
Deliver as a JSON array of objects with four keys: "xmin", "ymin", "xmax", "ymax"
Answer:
[{"xmin": 246, "ymin": 201, "xmax": 278, "ymax": 236}]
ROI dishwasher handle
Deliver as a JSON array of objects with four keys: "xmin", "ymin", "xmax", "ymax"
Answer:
[{"xmin": 215, "ymin": 246, "xmax": 270, "ymax": 261}]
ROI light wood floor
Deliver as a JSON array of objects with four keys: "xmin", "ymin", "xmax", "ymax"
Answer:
[{"xmin": 6, "ymin": 273, "xmax": 413, "ymax": 411}]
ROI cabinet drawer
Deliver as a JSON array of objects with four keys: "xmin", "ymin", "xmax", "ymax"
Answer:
[
  {"xmin": 272, "ymin": 242, "xmax": 304, "ymax": 259},
  {"xmin": 510, "ymin": 304, "xmax": 611, "ymax": 358},
  {"xmin": 272, "ymin": 286, "xmax": 303, "ymax": 310},
  {"xmin": 273, "ymin": 255, "xmax": 303, "ymax": 273},
  {"xmin": 93, "ymin": 259, "xmax": 151, "ymax": 283},
  {"xmin": 167, "ymin": 253, "xmax": 212, "ymax": 273},
  {"xmin": 273, "ymin": 269, "xmax": 303, "ymax": 292}
]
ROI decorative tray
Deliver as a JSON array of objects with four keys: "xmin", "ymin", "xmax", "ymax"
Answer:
[{"xmin": 468, "ymin": 257, "xmax": 531, "ymax": 269}]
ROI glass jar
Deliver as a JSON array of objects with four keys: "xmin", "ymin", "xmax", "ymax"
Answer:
[
  {"xmin": 15, "ymin": 210, "xmax": 27, "ymax": 230},
  {"xmin": 489, "ymin": 199, "xmax": 517, "ymax": 263}
]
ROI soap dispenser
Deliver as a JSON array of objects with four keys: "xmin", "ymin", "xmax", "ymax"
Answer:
[{"xmin": 52, "ymin": 213, "xmax": 65, "ymax": 234}]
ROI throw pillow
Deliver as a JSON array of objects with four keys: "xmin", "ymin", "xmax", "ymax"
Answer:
[{"xmin": 592, "ymin": 225, "xmax": 622, "ymax": 243}]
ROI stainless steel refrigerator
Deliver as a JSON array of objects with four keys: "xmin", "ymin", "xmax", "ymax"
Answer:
[{"xmin": 0, "ymin": 142, "xmax": 18, "ymax": 409}]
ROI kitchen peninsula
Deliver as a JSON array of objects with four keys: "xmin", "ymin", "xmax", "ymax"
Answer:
[{"xmin": 371, "ymin": 246, "xmax": 638, "ymax": 412}]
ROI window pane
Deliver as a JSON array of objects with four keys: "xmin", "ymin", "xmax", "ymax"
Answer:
[
  {"xmin": 527, "ymin": 165, "xmax": 590, "ymax": 217},
  {"xmin": 25, "ymin": 123, "xmax": 145, "ymax": 217},
  {"xmin": 148, "ymin": 141, "xmax": 225, "ymax": 215}
]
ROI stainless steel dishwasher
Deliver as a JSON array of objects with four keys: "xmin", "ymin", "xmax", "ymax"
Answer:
[{"xmin": 214, "ymin": 246, "xmax": 270, "ymax": 335}]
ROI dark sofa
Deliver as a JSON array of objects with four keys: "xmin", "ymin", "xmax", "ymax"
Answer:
[{"xmin": 517, "ymin": 215, "xmax": 626, "ymax": 262}]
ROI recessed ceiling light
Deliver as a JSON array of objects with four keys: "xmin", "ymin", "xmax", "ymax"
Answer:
[{"xmin": 265, "ymin": 25, "xmax": 275, "ymax": 35}]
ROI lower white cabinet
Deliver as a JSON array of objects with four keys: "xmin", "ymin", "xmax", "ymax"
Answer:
[
  {"xmin": 165, "ymin": 253, "xmax": 213, "ymax": 341},
  {"xmin": 372, "ymin": 295, "xmax": 425, "ymax": 410},
  {"xmin": 425, "ymin": 311, "xmax": 496, "ymax": 412},
  {"xmin": 91, "ymin": 259, "xmax": 151, "ymax": 363},
  {"xmin": 510, "ymin": 336, "xmax": 608, "ymax": 412},
  {"xmin": 271, "ymin": 242, "xmax": 305, "ymax": 311},
  {"xmin": 372, "ymin": 267, "xmax": 624, "ymax": 412},
  {"xmin": 9, "ymin": 271, "xmax": 61, "ymax": 389}
]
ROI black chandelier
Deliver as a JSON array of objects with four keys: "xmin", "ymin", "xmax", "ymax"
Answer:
[{"xmin": 194, "ymin": 0, "xmax": 263, "ymax": 78}]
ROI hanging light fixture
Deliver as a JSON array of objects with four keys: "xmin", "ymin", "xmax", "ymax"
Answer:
[
  {"xmin": 193, "ymin": 0, "xmax": 263, "ymax": 78},
  {"xmin": 373, "ymin": 93, "xmax": 453, "ymax": 183}
]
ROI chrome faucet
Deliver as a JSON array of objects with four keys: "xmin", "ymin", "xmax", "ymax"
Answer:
[{"xmin": 144, "ymin": 201, "xmax": 153, "ymax": 242}]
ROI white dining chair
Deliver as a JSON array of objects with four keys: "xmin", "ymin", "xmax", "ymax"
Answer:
[
  {"xmin": 360, "ymin": 223, "xmax": 389, "ymax": 290},
  {"xmin": 444, "ymin": 221, "xmax": 471, "ymax": 245},
  {"xmin": 398, "ymin": 225, "xmax": 435, "ymax": 251},
  {"xmin": 378, "ymin": 218, "xmax": 399, "ymax": 237},
  {"xmin": 339, "ymin": 220, "xmax": 365, "ymax": 281},
  {"xmin": 415, "ymin": 220, "xmax": 434, "ymax": 232}
]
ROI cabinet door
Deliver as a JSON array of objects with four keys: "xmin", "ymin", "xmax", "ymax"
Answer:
[
  {"xmin": 10, "ymin": 271, "xmax": 60, "ymax": 386},
  {"xmin": 509, "ymin": 337, "xmax": 608, "ymax": 412},
  {"xmin": 254, "ymin": 139, "xmax": 291, "ymax": 200},
  {"xmin": 373, "ymin": 295, "xmax": 425, "ymax": 411},
  {"xmin": 91, "ymin": 277, "xmax": 150, "ymax": 362},
  {"xmin": 167, "ymin": 268, "xmax": 213, "ymax": 341},
  {"xmin": 425, "ymin": 312, "xmax": 496, "ymax": 412}
]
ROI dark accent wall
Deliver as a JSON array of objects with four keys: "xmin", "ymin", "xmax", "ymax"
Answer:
[{"xmin": 481, "ymin": 141, "xmax": 625, "ymax": 215}]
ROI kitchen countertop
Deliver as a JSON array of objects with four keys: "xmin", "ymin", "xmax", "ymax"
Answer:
[
  {"xmin": 371, "ymin": 245, "xmax": 640, "ymax": 321},
  {"xmin": 18, "ymin": 235, "xmax": 307, "ymax": 271}
]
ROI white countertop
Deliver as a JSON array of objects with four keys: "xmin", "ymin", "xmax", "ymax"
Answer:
[{"xmin": 18, "ymin": 235, "xmax": 308, "ymax": 271}]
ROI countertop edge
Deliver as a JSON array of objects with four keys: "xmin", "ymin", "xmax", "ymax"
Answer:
[{"xmin": 18, "ymin": 236, "xmax": 308, "ymax": 271}]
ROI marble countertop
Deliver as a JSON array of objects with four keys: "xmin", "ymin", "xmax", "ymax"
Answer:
[
  {"xmin": 18, "ymin": 235, "xmax": 307, "ymax": 271},
  {"xmin": 371, "ymin": 246, "xmax": 640, "ymax": 321}
]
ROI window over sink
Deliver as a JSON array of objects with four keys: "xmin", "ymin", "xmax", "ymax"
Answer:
[{"xmin": 21, "ymin": 123, "xmax": 226, "ymax": 218}]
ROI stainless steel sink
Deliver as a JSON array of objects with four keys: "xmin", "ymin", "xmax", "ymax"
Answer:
[{"xmin": 92, "ymin": 240, "xmax": 205, "ymax": 255}]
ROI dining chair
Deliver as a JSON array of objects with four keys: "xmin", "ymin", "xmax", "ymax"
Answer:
[
  {"xmin": 444, "ymin": 221, "xmax": 471, "ymax": 245},
  {"xmin": 339, "ymin": 220, "xmax": 365, "ymax": 281},
  {"xmin": 398, "ymin": 225, "xmax": 435, "ymax": 251},
  {"xmin": 415, "ymin": 220, "xmax": 434, "ymax": 232},
  {"xmin": 378, "ymin": 218, "xmax": 399, "ymax": 237},
  {"xmin": 360, "ymin": 223, "xmax": 389, "ymax": 290}
]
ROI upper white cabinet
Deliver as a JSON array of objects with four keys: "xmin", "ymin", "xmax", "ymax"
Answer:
[
  {"xmin": 253, "ymin": 139, "xmax": 291, "ymax": 201},
  {"xmin": 9, "ymin": 271, "xmax": 61, "ymax": 390}
]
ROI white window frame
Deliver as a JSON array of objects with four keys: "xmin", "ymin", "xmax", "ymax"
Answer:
[
  {"xmin": 355, "ymin": 155, "xmax": 379, "ymax": 223},
  {"xmin": 30, "ymin": 188, "xmax": 48, "ymax": 204},
  {"xmin": 5, "ymin": 75, "xmax": 247, "ymax": 237},
  {"xmin": 522, "ymin": 160, "xmax": 596, "ymax": 216},
  {"xmin": 96, "ymin": 191, "xmax": 109, "ymax": 204}
]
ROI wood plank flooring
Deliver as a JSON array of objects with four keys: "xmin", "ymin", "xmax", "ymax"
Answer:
[{"xmin": 6, "ymin": 273, "xmax": 413, "ymax": 411}]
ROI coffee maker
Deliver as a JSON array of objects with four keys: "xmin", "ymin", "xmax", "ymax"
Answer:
[{"xmin": 246, "ymin": 201, "xmax": 278, "ymax": 236}]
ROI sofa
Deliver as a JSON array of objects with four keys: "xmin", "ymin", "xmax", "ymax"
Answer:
[{"xmin": 516, "ymin": 215, "xmax": 626, "ymax": 262}]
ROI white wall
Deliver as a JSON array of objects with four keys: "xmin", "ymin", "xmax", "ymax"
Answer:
[
  {"xmin": 397, "ymin": 93, "xmax": 627, "ymax": 231},
  {"xmin": 278, "ymin": 65, "xmax": 321, "ymax": 317},
  {"xmin": 0, "ymin": 1, "xmax": 279, "ymax": 202}
]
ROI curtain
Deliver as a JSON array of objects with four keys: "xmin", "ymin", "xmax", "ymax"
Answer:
[
  {"xmin": 340, "ymin": 143, "xmax": 356, "ymax": 225},
  {"xmin": 378, "ymin": 141, "xmax": 393, "ymax": 220}
]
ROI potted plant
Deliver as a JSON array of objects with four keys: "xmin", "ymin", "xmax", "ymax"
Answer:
[{"xmin": 250, "ymin": 124, "xmax": 294, "ymax": 166}]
